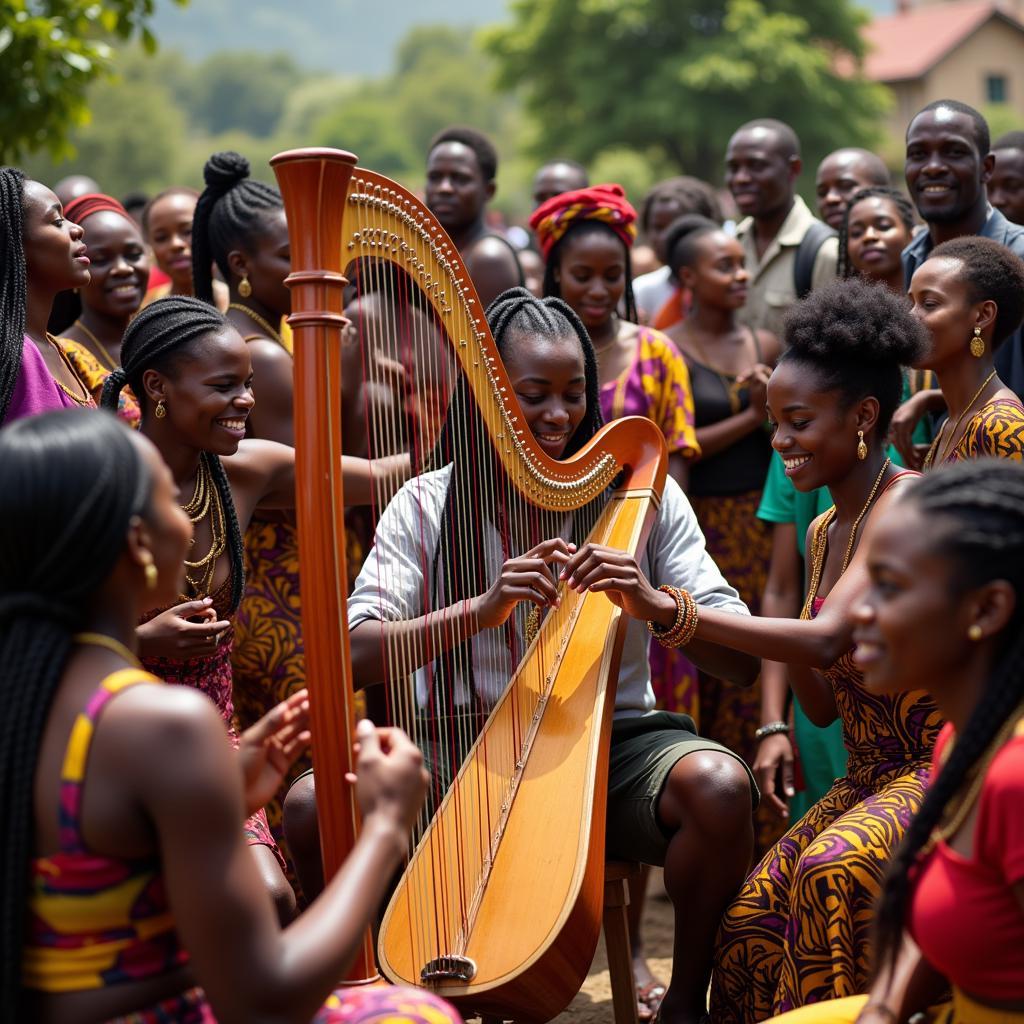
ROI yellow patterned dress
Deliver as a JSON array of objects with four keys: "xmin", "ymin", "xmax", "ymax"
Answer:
[
  {"xmin": 711, "ymin": 503, "xmax": 943, "ymax": 1021},
  {"xmin": 934, "ymin": 396, "xmax": 1024, "ymax": 465}
]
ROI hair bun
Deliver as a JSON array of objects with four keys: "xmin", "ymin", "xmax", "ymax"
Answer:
[{"xmin": 202, "ymin": 151, "xmax": 250, "ymax": 197}]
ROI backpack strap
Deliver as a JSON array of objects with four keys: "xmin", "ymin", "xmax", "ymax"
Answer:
[{"xmin": 793, "ymin": 220, "xmax": 837, "ymax": 300}]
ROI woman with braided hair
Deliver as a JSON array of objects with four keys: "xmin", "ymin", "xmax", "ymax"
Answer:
[
  {"xmin": 2, "ymin": 409, "xmax": 460, "ymax": 1024},
  {"xmin": 0, "ymin": 167, "xmax": 94, "ymax": 425},
  {"xmin": 531, "ymin": 185, "xmax": 703, "ymax": 1017},
  {"xmin": 101, "ymin": 294, "xmax": 408, "ymax": 918},
  {"xmin": 767, "ymin": 458, "xmax": 1024, "ymax": 1023},
  {"xmin": 288, "ymin": 287, "xmax": 760, "ymax": 1024},
  {"xmin": 190, "ymin": 152, "xmax": 310, "ymax": 881}
]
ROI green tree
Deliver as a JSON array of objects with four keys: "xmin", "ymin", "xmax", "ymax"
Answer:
[
  {"xmin": 485, "ymin": 0, "xmax": 890, "ymax": 183},
  {"xmin": 187, "ymin": 52, "xmax": 307, "ymax": 138},
  {"xmin": 0, "ymin": 0, "xmax": 185, "ymax": 162},
  {"xmin": 312, "ymin": 25, "xmax": 523, "ymax": 191}
]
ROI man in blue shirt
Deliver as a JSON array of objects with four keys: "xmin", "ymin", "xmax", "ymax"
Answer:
[{"xmin": 902, "ymin": 99, "xmax": 1024, "ymax": 398}]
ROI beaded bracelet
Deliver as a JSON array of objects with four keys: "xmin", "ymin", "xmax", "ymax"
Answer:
[
  {"xmin": 647, "ymin": 585, "xmax": 699, "ymax": 649},
  {"xmin": 754, "ymin": 720, "xmax": 791, "ymax": 741}
]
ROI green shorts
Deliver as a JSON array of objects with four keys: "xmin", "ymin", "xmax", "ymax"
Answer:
[{"xmin": 606, "ymin": 710, "xmax": 759, "ymax": 865}]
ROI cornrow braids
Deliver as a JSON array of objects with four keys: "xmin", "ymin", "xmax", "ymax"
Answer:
[
  {"xmin": 427, "ymin": 287, "xmax": 606, "ymax": 719},
  {"xmin": 0, "ymin": 167, "xmax": 28, "ymax": 425},
  {"xmin": 837, "ymin": 186, "xmax": 916, "ymax": 280},
  {"xmin": 0, "ymin": 409, "xmax": 152, "ymax": 1017},
  {"xmin": 100, "ymin": 295, "xmax": 246, "ymax": 611},
  {"xmin": 874, "ymin": 459, "xmax": 1024, "ymax": 976},
  {"xmin": 191, "ymin": 151, "xmax": 283, "ymax": 306},
  {"xmin": 541, "ymin": 221, "xmax": 639, "ymax": 325}
]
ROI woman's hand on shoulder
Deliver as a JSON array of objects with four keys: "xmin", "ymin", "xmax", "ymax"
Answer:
[
  {"xmin": 238, "ymin": 689, "xmax": 311, "ymax": 817},
  {"xmin": 474, "ymin": 538, "xmax": 573, "ymax": 629},
  {"xmin": 560, "ymin": 542, "xmax": 676, "ymax": 625},
  {"xmin": 137, "ymin": 598, "xmax": 230, "ymax": 660}
]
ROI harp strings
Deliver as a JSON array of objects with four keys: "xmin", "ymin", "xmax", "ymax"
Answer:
[{"xmin": 346, "ymin": 188, "xmax": 609, "ymax": 969}]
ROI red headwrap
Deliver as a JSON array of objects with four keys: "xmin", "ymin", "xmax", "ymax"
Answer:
[
  {"xmin": 62, "ymin": 193, "xmax": 130, "ymax": 225},
  {"xmin": 529, "ymin": 183, "xmax": 638, "ymax": 260}
]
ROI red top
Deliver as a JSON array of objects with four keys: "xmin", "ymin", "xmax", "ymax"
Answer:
[{"xmin": 909, "ymin": 720, "xmax": 1024, "ymax": 999}]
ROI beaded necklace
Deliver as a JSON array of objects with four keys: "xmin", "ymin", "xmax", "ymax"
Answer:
[
  {"xmin": 182, "ymin": 452, "xmax": 227, "ymax": 598},
  {"xmin": 228, "ymin": 303, "xmax": 285, "ymax": 349},
  {"xmin": 800, "ymin": 458, "xmax": 891, "ymax": 620}
]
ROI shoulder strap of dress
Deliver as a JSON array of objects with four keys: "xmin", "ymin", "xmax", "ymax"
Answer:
[
  {"xmin": 877, "ymin": 469, "xmax": 920, "ymax": 497},
  {"xmin": 58, "ymin": 669, "xmax": 161, "ymax": 853}
]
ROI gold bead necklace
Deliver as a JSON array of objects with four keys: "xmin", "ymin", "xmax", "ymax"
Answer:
[
  {"xmin": 800, "ymin": 457, "xmax": 891, "ymax": 620},
  {"xmin": 922, "ymin": 370, "xmax": 998, "ymax": 470},
  {"xmin": 182, "ymin": 453, "xmax": 227, "ymax": 598},
  {"xmin": 228, "ymin": 302, "xmax": 284, "ymax": 348}
]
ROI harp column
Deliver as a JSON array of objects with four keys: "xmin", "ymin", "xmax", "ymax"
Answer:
[{"xmin": 272, "ymin": 148, "xmax": 377, "ymax": 983}]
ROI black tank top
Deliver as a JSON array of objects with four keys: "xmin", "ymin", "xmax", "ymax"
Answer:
[{"xmin": 686, "ymin": 330, "xmax": 773, "ymax": 497}]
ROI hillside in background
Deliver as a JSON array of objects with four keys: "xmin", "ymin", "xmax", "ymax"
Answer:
[
  {"xmin": 151, "ymin": 0, "xmax": 896, "ymax": 73},
  {"xmin": 151, "ymin": 0, "xmax": 509, "ymax": 73}
]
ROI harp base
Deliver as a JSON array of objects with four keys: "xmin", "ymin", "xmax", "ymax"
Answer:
[{"xmin": 421, "ymin": 955, "xmax": 477, "ymax": 984}]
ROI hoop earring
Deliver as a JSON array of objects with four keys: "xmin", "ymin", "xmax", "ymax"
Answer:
[
  {"xmin": 857, "ymin": 430, "xmax": 867, "ymax": 461},
  {"xmin": 970, "ymin": 326, "xmax": 985, "ymax": 358},
  {"xmin": 238, "ymin": 274, "xmax": 252, "ymax": 298},
  {"xmin": 154, "ymin": 399, "xmax": 167, "ymax": 419}
]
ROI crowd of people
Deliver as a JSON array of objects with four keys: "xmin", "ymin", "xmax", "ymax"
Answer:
[{"xmin": 1, "ymin": 93, "xmax": 1024, "ymax": 1024}]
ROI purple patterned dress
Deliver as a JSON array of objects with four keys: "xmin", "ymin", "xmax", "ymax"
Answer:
[{"xmin": 711, "ymin": 595, "xmax": 942, "ymax": 1020}]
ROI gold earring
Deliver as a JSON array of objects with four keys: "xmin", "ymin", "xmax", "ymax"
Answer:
[
  {"xmin": 970, "ymin": 326, "xmax": 985, "ymax": 358},
  {"xmin": 968, "ymin": 623, "xmax": 983, "ymax": 641},
  {"xmin": 238, "ymin": 274, "xmax": 252, "ymax": 298},
  {"xmin": 857, "ymin": 429, "xmax": 867, "ymax": 461},
  {"xmin": 142, "ymin": 554, "xmax": 158, "ymax": 591},
  {"xmin": 154, "ymin": 399, "xmax": 167, "ymax": 419}
]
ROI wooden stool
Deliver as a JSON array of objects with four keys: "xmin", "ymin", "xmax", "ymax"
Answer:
[{"xmin": 604, "ymin": 860, "xmax": 642, "ymax": 1024}]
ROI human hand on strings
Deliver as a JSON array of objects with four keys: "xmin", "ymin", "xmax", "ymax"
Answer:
[
  {"xmin": 560, "ymin": 543, "xmax": 676, "ymax": 625},
  {"xmin": 238, "ymin": 689, "xmax": 311, "ymax": 816},
  {"xmin": 136, "ymin": 598, "xmax": 231, "ymax": 660},
  {"xmin": 737, "ymin": 363, "xmax": 772, "ymax": 420},
  {"xmin": 346, "ymin": 721, "xmax": 429, "ymax": 835},
  {"xmin": 752, "ymin": 732, "xmax": 795, "ymax": 819},
  {"xmin": 473, "ymin": 538, "xmax": 574, "ymax": 629}
]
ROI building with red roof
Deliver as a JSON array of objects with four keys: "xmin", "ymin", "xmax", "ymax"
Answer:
[{"xmin": 861, "ymin": 1, "xmax": 1024, "ymax": 138}]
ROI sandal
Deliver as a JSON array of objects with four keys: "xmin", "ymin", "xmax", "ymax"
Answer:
[{"xmin": 636, "ymin": 980, "xmax": 667, "ymax": 1022}]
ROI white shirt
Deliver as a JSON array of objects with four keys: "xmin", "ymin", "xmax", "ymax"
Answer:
[{"xmin": 348, "ymin": 467, "xmax": 749, "ymax": 718}]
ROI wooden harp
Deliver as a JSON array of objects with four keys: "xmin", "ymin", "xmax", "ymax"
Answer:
[{"xmin": 272, "ymin": 147, "xmax": 667, "ymax": 1022}]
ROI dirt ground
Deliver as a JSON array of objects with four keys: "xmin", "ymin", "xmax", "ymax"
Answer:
[{"xmin": 548, "ymin": 868, "xmax": 675, "ymax": 1024}]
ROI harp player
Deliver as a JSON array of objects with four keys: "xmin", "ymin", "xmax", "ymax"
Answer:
[{"xmin": 286, "ymin": 289, "xmax": 760, "ymax": 1024}]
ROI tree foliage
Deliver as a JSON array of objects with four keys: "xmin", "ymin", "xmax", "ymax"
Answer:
[
  {"xmin": 485, "ymin": 0, "xmax": 890, "ymax": 182},
  {"xmin": 312, "ymin": 25, "xmax": 520, "ymax": 186},
  {"xmin": 0, "ymin": 0, "xmax": 185, "ymax": 162}
]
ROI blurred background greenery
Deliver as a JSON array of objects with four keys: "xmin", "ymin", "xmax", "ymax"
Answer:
[{"xmin": 5, "ymin": 0, "xmax": 1016, "ymax": 221}]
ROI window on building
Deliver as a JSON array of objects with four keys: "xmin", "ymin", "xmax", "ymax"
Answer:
[{"xmin": 987, "ymin": 74, "xmax": 1008, "ymax": 104}]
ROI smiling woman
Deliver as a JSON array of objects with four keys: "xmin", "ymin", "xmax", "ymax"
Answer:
[
  {"xmin": 98, "ymin": 294, "xmax": 410, "ymax": 922},
  {"xmin": 56, "ymin": 193, "xmax": 148, "ymax": 426},
  {"xmin": 636, "ymin": 278, "xmax": 948, "ymax": 1021}
]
